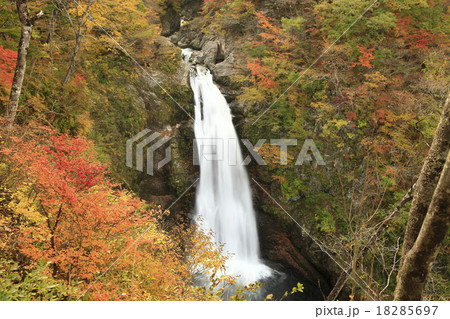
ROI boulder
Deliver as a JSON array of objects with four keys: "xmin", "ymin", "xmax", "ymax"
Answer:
[
  {"xmin": 213, "ymin": 61, "xmax": 237, "ymax": 86},
  {"xmin": 201, "ymin": 40, "xmax": 219, "ymax": 69}
]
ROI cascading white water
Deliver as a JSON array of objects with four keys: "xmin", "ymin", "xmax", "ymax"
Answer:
[{"xmin": 183, "ymin": 49, "xmax": 271, "ymax": 284}]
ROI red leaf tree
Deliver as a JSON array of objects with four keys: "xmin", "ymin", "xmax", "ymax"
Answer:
[{"xmin": 0, "ymin": 45, "xmax": 17, "ymax": 92}]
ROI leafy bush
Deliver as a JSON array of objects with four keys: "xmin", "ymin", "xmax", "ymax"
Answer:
[{"xmin": 0, "ymin": 258, "xmax": 78, "ymax": 301}]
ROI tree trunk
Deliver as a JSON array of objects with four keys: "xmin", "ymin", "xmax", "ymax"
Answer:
[
  {"xmin": 400, "ymin": 94, "xmax": 450, "ymax": 259},
  {"xmin": 62, "ymin": 34, "xmax": 83, "ymax": 85},
  {"xmin": 394, "ymin": 151, "xmax": 450, "ymax": 300},
  {"xmin": 46, "ymin": 9, "xmax": 57, "ymax": 44},
  {"xmin": 326, "ymin": 185, "xmax": 415, "ymax": 300},
  {"xmin": 60, "ymin": 0, "xmax": 96, "ymax": 86},
  {"xmin": 5, "ymin": 0, "xmax": 40, "ymax": 128},
  {"xmin": 47, "ymin": 9, "xmax": 58, "ymax": 73}
]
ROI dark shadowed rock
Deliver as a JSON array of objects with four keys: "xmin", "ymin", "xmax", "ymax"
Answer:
[
  {"xmin": 190, "ymin": 33, "xmax": 204, "ymax": 50},
  {"xmin": 180, "ymin": 0, "xmax": 204, "ymax": 21},
  {"xmin": 258, "ymin": 208, "xmax": 331, "ymax": 296},
  {"xmin": 169, "ymin": 31, "xmax": 181, "ymax": 44},
  {"xmin": 160, "ymin": 6, "xmax": 180, "ymax": 37}
]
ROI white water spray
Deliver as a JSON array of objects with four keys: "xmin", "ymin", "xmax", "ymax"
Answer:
[{"xmin": 183, "ymin": 49, "xmax": 271, "ymax": 284}]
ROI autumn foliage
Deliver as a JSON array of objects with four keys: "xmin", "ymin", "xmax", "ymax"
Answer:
[
  {"xmin": 0, "ymin": 45, "xmax": 17, "ymax": 92},
  {"xmin": 254, "ymin": 11, "xmax": 284, "ymax": 49},
  {"xmin": 350, "ymin": 46, "xmax": 375, "ymax": 69},
  {"xmin": 247, "ymin": 60, "xmax": 277, "ymax": 89},
  {"xmin": 0, "ymin": 125, "xmax": 231, "ymax": 300},
  {"xmin": 1, "ymin": 0, "xmax": 448, "ymax": 301},
  {"xmin": 393, "ymin": 15, "xmax": 437, "ymax": 50}
]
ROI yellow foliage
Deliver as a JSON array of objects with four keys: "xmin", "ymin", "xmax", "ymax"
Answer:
[
  {"xmin": 364, "ymin": 71, "xmax": 388, "ymax": 89},
  {"xmin": 9, "ymin": 186, "xmax": 46, "ymax": 225},
  {"xmin": 256, "ymin": 143, "xmax": 294, "ymax": 165}
]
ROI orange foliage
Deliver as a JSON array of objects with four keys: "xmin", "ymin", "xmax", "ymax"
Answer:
[
  {"xmin": 351, "ymin": 46, "xmax": 375, "ymax": 69},
  {"xmin": 254, "ymin": 11, "xmax": 283, "ymax": 44},
  {"xmin": 0, "ymin": 126, "xmax": 227, "ymax": 300},
  {"xmin": 247, "ymin": 60, "xmax": 277, "ymax": 89},
  {"xmin": 3, "ymin": 131, "xmax": 148, "ymax": 282},
  {"xmin": 253, "ymin": 10, "xmax": 292, "ymax": 59}
]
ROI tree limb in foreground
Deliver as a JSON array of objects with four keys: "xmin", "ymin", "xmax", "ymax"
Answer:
[{"xmin": 327, "ymin": 185, "xmax": 415, "ymax": 301}]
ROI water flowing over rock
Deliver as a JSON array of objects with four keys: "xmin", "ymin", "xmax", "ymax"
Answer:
[{"xmin": 184, "ymin": 49, "xmax": 272, "ymax": 284}]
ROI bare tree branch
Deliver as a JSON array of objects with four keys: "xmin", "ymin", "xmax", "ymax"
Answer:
[{"xmin": 327, "ymin": 185, "xmax": 415, "ymax": 300}]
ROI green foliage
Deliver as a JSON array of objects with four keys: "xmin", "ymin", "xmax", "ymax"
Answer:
[
  {"xmin": 315, "ymin": 209, "xmax": 336, "ymax": 234},
  {"xmin": 281, "ymin": 16, "xmax": 305, "ymax": 32},
  {"xmin": 204, "ymin": 0, "xmax": 256, "ymax": 35},
  {"xmin": 219, "ymin": 0, "xmax": 449, "ymax": 300},
  {"xmin": 246, "ymin": 42, "xmax": 271, "ymax": 58},
  {"xmin": 0, "ymin": 258, "xmax": 78, "ymax": 301},
  {"xmin": 315, "ymin": 0, "xmax": 397, "ymax": 41},
  {"xmin": 366, "ymin": 11, "xmax": 397, "ymax": 31},
  {"xmin": 279, "ymin": 172, "xmax": 306, "ymax": 201}
]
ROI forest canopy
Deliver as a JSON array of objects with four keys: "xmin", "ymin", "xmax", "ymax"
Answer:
[{"xmin": 0, "ymin": 0, "xmax": 449, "ymax": 301}]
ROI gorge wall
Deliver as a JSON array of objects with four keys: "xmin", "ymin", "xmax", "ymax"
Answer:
[{"xmin": 126, "ymin": 0, "xmax": 347, "ymax": 300}]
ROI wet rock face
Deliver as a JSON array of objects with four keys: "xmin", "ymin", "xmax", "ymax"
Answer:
[
  {"xmin": 258, "ymin": 208, "xmax": 331, "ymax": 297},
  {"xmin": 160, "ymin": 5, "xmax": 180, "ymax": 37},
  {"xmin": 180, "ymin": 0, "xmax": 204, "ymax": 21},
  {"xmin": 159, "ymin": 0, "xmax": 204, "ymax": 37},
  {"xmin": 170, "ymin": 24, "xmax": 243, "ymax": 88}
]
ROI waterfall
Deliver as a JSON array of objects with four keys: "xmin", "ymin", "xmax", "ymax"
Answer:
[{"xmin": 183, "ymin": 49, "xmax": 271, "ymax": 284}]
